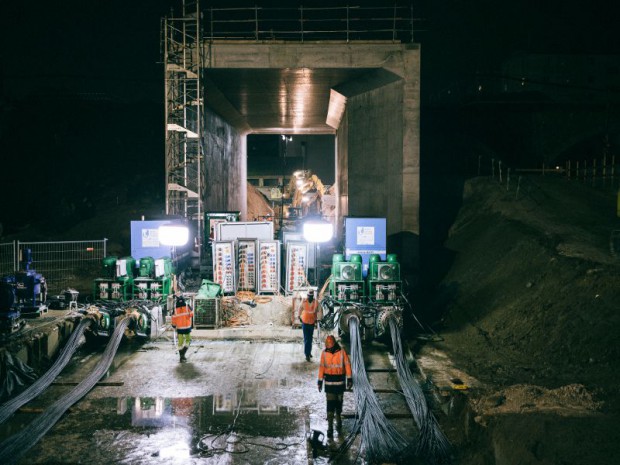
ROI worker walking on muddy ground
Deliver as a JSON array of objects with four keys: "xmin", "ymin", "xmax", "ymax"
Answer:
[
  {"xmin": 300, "ymin": 289, "xmax": 321, "ymax": 361},
  {"xmin": 171, "ymin": 296, "xmax": 193, "ymax": 362},
  {"xmin": 317, "ymin": 335, "xmax": 352, "ymax": 438}
]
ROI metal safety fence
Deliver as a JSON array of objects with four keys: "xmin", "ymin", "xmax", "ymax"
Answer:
[
  {"xmin": 0, "ymin": 242, "xmax": 16, "ymax": 276},
  {"xmin": 202, "ymin": 5, "xmax": 424, "ymax": 43},
  {"xmin": 565, "ymin": 155, "xmax": 619, "ymax": 189},
  {"xmin": 0, "ymin": 239, "xmax": 107, "ymax": 295}
]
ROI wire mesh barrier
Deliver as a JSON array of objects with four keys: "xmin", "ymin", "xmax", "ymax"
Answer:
[
  {"xmin": 565, "ymin": 156, "xmax": 619, "ymax": 189},
  {"xmin": 0, "ymin": 242, "xmax": 16, "ymax": 276},
  {"xmin": 0, "ymin": 317, "xmax": 129, "ymax": 465},
  {"xmin": 16, "ymin": 239, "xmax": 107, "ymax": 295},
  {"xmin": 0, "ymin": 317, "xmax": 94, "ymax": 424},
  {"xmin": 347, "ymin": 317, "xmax": 408, "ymax": 463},
  {"xmin": 389, "ymin": 317, "xmax": 451, "ymax": 464},
  {"xmin": 203, "ymin": 5, "xmax": 423, "ymax": 43}
]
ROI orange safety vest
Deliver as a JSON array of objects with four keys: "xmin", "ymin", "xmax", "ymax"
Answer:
[
  {"xmin": 171, "ymin": 305, "xmax": 193, "ymax": 330},
  {"xmin": 318, "ymin": 348, "xmax": 352, "ymax": 388},
  {"xmin": 300, "ymin": 299, "xmax": 319, "ymax": 325}
]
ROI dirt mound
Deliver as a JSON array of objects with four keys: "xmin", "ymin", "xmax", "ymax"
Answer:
[
  {"xmin": 473, "ymin": 383, "xmax": 603, "ymax": 418},
  {"xmin": 430, "ymin": 175, "xmax": 620, "ymax": 464},
  {"xmin": 246, "ymin": 182, "xmax": 274, "ymax": 222}
]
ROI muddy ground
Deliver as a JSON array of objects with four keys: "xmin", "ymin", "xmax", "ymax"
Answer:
[{"xmin": 426, "ymin": 175, "xmax": 620, "ymax": 464}]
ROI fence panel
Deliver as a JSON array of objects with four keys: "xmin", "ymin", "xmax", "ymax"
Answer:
[
  {"xmin": 0, "ymin": 242, "xmax": 16, "ymax": 276},
  {"xmin": 17, "ymin": 240, "xmax": 107, "ymax": 295}
]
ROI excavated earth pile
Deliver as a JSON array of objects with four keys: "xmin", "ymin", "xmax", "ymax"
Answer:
[{"xmin": 428, "ymin": 176, "xmax": 620, "ymax": 464}]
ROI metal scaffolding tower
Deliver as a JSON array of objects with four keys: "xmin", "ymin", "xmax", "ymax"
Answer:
[{"xmin": 162, "ymin": 0, "xmax": 204, "ymax": 261}]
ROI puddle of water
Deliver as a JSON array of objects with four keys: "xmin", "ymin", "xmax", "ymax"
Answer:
[{"xmin": 1, "ymin": 386, "xmax": 309, "ymax": 464}]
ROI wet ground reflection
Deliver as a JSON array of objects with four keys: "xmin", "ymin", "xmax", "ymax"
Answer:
[{"xmin": 1, "ymin": 382, "xmax": 309, "ymax": 464}]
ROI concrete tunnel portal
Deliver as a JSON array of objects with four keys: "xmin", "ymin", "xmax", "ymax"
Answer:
[{"xmin": 201, "ymin": 41, "xmax": 421, "ymax": 272}]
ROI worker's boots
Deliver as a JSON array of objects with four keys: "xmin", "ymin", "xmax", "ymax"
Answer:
[
  {"xmin": 336, "ymin": 413, "xmax": 342, "ymax": 432},
  {"xmin": 326, "ymin": 412, "xmax": 334, "ymax": 438},
  {"xmin": 179, "ymin": 347, "xmax": 188, "ymax": 362}
]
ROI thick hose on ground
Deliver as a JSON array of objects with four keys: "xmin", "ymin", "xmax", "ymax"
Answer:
[
  {"xmin": 0, "ymin": 317, "xmax": 94, "ymax": 425},
  {"xmin": 349, "ymin": 316, "xmax": 408, "ymax": 463},
  {"xmin": 0, "ymin": 317, "xmax": 129, "ymax": 465},
  {"xmin": 389, "ymin": 317, "xmax": 451, "ymax": 464}
]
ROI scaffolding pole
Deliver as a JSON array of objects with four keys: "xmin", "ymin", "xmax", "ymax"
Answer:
[{"xmin": 162, "ymin": 0, "xmax": 204, "ymax": 264}]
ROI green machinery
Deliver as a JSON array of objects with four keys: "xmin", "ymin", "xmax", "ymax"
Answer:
[
  {"xmin": 93, "ymin": 256, "xmax": 136, "ymax": 301},
  {"xmin": 367, "ymin": 254, "xmax": 401, "ymax": 302},
  {"xmin": 325, "ymin": 252, "xmax": 403, "ymax": 343},
  {"xmin": 329, "ymin": 254, "xmax": 365, "ymax": 303},
  {"xmin": 133, "ymin": 256, "xmax": 174, "ymax": 303}
]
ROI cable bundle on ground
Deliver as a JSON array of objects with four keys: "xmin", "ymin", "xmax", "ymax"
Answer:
[
  {"xmin": 0, "ymin": 317, "xmax": 129, "ymax": 465},
  {"xmin": 349, "ymin": 317, "xmax": 408, "ymax": 463},
  {"xmin": 0, "ymin": 317, "xmax": 94, "ymax": 425},
  {"xmin": 389, "ymin": 317, "xmax": 451, "ymax": 464}
]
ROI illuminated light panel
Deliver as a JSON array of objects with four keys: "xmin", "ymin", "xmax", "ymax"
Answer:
[{"xmin": 158, "ymin": 225, "xmax": 189, "ymax": 246}]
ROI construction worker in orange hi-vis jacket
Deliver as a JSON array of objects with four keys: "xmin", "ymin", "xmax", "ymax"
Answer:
[
  {"xmin": 299, "ymin": 289, "xmax": 322, "ymax": 361},
  {"xmin": 317, "ymin": 335, "xmax": 352, "ymax": 438},
  {"xmin": 171, "ymin": 296, "xmax": 194, "ymax": 362}
]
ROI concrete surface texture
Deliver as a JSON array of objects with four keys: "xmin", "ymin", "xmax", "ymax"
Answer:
[
  {"xmin": 0, "ymin": 328, "xmax": 419, "ymax": 464},
  {"xmin": 202, "ymin": 41, "xmax": 421, "ymax": 237}
]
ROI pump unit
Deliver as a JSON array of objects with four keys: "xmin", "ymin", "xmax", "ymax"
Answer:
[
  {"xmin": 367, "ymin": 254, "xmax": 402, "ymax": 303},
  {"xmin": 329, "ymin": 254, "xmax": 364, "ymax": 303},
  {"xmin": 133, "ymin": 257, "xmax": 173, "ymax": 305},
  {"xmin": 1, "ymin": 249, "xmax": 48, "ymax": 333},
  {"xmin": 82, "ymin": 302, "xmax": 164, "ymax": 339},
  {"xmin": 93, "ymin": 256, "xmax": 136, "ymax": 301}
]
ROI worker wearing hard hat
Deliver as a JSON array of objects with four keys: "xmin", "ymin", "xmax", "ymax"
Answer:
[
  {"xmin": 171, "ymin": 296, "xmax": 194, "ymax": 362},
  {"xmin": 299, "ymin": 289, "xmax": 321, "ymax": 362},
  {"xmin": 317, "ymin": 335, "xmax": 352, "ymax": 438}
]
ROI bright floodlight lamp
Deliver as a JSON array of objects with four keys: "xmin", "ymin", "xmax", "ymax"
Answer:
[
  {"xmin": 158, "ymin": 224, "xmax": 189, "ymax": 246},
  {"xmin": 303, "ymin": 218, "xmax": 333, "ymax": 243}
]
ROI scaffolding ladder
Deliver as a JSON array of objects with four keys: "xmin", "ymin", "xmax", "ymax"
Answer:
[{"xmin": 162, "ymin": 0, "xmax": 204, "ymax": 262}]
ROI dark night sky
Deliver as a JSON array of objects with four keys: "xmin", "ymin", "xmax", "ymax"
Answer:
[
  {"xmin": 1, "ymin": 0, "xmax": 617, "ymax": 102},
  {"xmin": 0, "ymin": 0, "xmax": 617, "ymax": 233}
]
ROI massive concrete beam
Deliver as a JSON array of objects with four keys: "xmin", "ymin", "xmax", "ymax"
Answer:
[{"xmin": 202, "ymin": 41, "xmax": 421, "ymax": 240}]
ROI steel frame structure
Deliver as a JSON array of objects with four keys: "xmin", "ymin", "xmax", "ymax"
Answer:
[{"xmin": 162, "ymin": 0, "xmax": 204, "ymax": 261}]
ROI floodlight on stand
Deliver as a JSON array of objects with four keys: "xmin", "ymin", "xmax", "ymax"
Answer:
[
  {"xmin": 158, "ymin": 225, "xmax": 189, "ymax": 246},
  {"xmin": 303, "ymin": 219, "xmax": 333, "ymax": 243}
]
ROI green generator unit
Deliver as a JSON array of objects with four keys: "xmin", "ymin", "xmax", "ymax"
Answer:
[
  {"xmin": 137, "ymin": 256, "xmax": 155, "ymax": 277},
  {"xmin": 93, "ymin": 256, "xmax": 135, "ymax": 301},
  {"xmin": 133, "ymin": 257, "xmax": 173, "ymax": 302},
  {"xmin": 367, "ymin": 253, "xmax": 401, "ymax": 302},
  {"xmin": 329, "ymin": 254, "xmax": 365, "ymax": 303}
]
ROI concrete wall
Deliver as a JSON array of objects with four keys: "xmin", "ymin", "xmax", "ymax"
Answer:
[
  {"xmin": 346, "ymin": 81, "xmax": 404, "ymax": 234},
  {"xmin": 203, "ymin": 109, "xmax": 247, "ymax": 219},
  {"xmin": 335, "ymin": 113, "xmax": 349, "ymax": 234}
]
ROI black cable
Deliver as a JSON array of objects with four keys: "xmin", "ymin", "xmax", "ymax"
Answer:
[
  {"xmin": 0, "ymin": 317, "xmax": 94, "ymax": 425},
  {"xmin": 389, "ymin": 317, "xmax": 451, "ymax": 464},
  {"xmin": 0, "ymin": 317, "xmax": 130, "ymax": 465},
  {"xmin": 348, "ymin": 316, "xmax": 408, "ymax": 463}
]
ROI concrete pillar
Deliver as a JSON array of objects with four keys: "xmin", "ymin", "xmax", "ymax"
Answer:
[{"xmin": 203, "ymin": 109, "xmax": 247, "ymax": 219}]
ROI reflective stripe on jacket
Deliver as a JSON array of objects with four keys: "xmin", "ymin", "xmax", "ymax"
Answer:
[
  {"xmin": 171, "ymin": 305, "xmax": 193, "ymax": 330},
  {"xmin": 300, "ymin": 299, "xmax": 319, "ymax": 325},
  {"xmin": 318, "ymin": 349, "xmax": 352, "ymax": 388}
]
